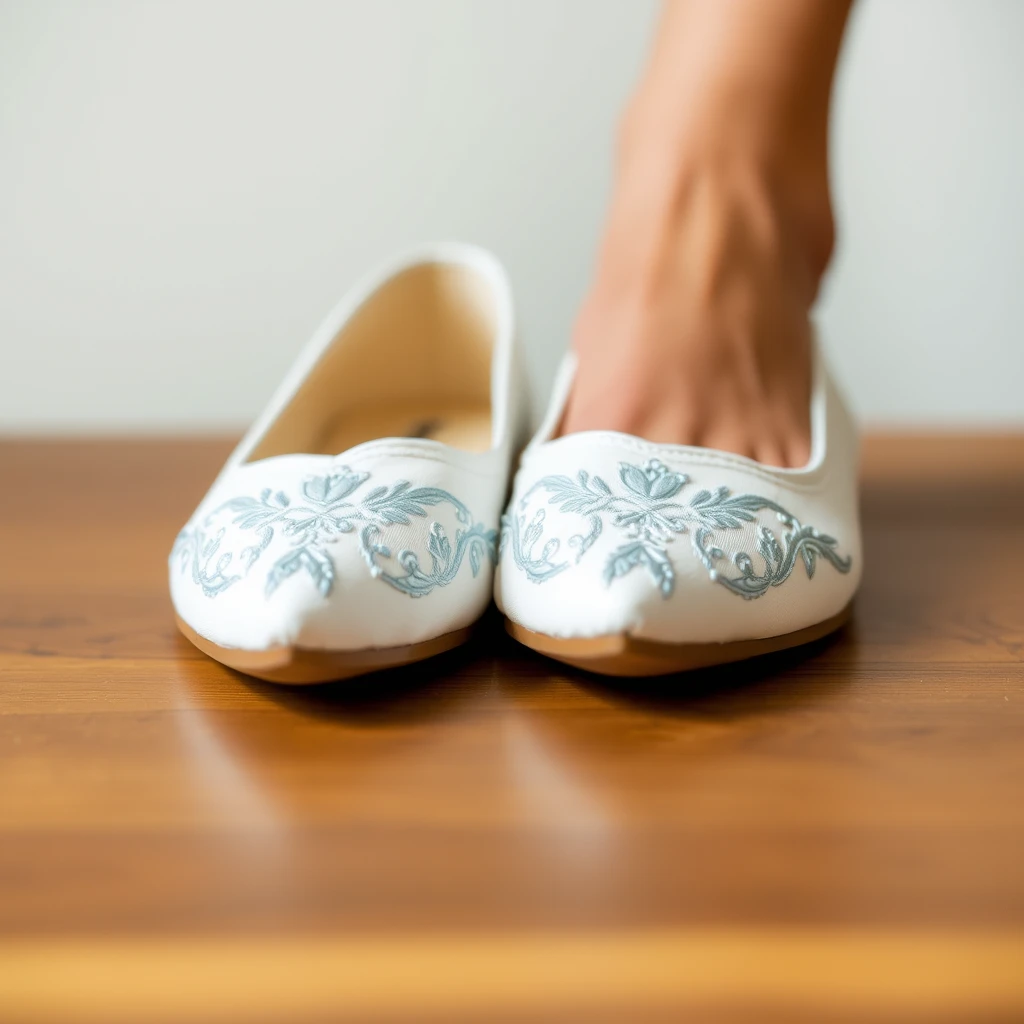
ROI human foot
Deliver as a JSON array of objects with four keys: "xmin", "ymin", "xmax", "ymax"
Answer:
[
  {"xmin": 561, "ymin": 160, "xmax": 824, "ymax": 470},
  {"xmin": 560, "ymin": 0, "xmax": 848, "ymax": 470}
]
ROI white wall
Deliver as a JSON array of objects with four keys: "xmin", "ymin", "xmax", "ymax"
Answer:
[
  {"xmin": 1, "ymin": 0, "xmax": 1021, "ymax": 433},
  {"xmin": 823, "ymin": 0, "xmax": 1024, "ymax": 424}
]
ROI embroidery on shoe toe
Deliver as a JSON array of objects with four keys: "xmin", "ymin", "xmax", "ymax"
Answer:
[
  {"xmin": 172, "ymin": 467, "xmax": 496, "ymax": 599},
  {"xmin": 500, "ymin": 459, "xmax": 851, "ymax": 600}
]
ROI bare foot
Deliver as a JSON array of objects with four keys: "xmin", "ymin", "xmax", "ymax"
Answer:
[
  {"xmin": 562, "ymin": 160, "xmax": 826, "ymax": 469},
  {"xmin": 560, "ymin": 0, "xmax": 849, "ymax": 470}
]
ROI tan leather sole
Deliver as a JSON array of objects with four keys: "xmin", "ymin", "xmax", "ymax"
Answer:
[
  {"xmin": 504, "ymin": 602, "xmax": 853, "ymax": 677},
  {"xmin": 175, "ymin": 615, "xmax": 471, "ymax": 685}
]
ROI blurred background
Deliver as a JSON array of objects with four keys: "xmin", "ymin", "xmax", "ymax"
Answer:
[{"xmin": 1, "ymin": 0, "xmax": 1022, "ymax": 434}]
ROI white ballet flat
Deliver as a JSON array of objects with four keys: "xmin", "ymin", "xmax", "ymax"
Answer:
[
  {"xmin": 171, "ymin": 243, "xmax": 526, "ymax": 683},
  {"xmin": 496, "ymin": 344, "xmax": 862, "ymax": 676}
]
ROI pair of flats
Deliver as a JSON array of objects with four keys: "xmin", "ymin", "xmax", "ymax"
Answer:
[{"xmin": 171, "ymin": 244, "xmax": 861, "ymax": 682}]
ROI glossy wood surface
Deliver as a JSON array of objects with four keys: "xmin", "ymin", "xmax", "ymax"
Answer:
[{"xmin": 1, "ymin": 436, "xmax": 1022, "ymax": 1022}]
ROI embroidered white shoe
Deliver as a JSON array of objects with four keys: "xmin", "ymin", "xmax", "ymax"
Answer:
[
  {"xmin": 171, "ymin": 243, "xmax": 526, "ymax": 683},
  {"xmin": 496, "ymin": 344, "xmax": 861, "ymax": 676}
]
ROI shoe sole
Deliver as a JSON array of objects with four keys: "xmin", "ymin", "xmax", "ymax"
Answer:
[
  {"xmin": 175, "ymin": 615, "xmax": 472, "ymax": 685},
  {"xmin": 504, "ymin": 602, "xmax": 852, "ymax": 677}
]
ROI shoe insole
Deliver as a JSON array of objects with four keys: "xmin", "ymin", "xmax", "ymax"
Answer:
[{"xmin": 317, "ymin": 399, "xmax": 492, "ymax": 455}]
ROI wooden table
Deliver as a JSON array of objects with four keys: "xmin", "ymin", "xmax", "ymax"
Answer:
[{"xmin": 1, "ymin": 436, "xmax": 1022, "ymax": 1022}]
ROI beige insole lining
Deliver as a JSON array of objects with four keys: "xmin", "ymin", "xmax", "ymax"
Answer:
[{"xmin": 316, "ymin": 399, "xmax": 492, "ymax": 455}]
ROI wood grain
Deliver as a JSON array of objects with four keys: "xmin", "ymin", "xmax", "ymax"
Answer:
[
  {"xmin": 1, "ymin": 436, "xmax": 1022, "ymax": 1022},
  {"xmin": 3, "ymin": 930, "xmax": 1024, "ymax": 1023}
]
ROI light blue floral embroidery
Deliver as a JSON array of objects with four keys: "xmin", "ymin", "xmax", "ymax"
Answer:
[
  {"xmin": 173, "ymin": 467, "xmax": 496, "ymax": 600},
  {"xmin": 500, "ymin": 459, "xmax": 851, "ymax": 600}
]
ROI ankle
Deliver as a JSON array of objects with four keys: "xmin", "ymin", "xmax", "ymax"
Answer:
[
  {"xmin": 613, "ymin": 103, "xmax": 835, "ymax": 301},
  {"xmin": 596, "ymin": 148, "xmax": 831, "ymax": 319}
]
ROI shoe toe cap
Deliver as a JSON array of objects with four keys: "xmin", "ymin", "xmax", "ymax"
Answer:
[
  {"xmin": 497, "ymin": 451, "xmax": 861, "ymax": 644},
  {"xmin": 170, "ymin": 456, "xmax": 500, "ymax": 653}
]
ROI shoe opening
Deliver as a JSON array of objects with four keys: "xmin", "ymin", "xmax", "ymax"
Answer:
[{"xmin": 247, "ymin": 259, "xmax": 498, "ymax": 461}]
